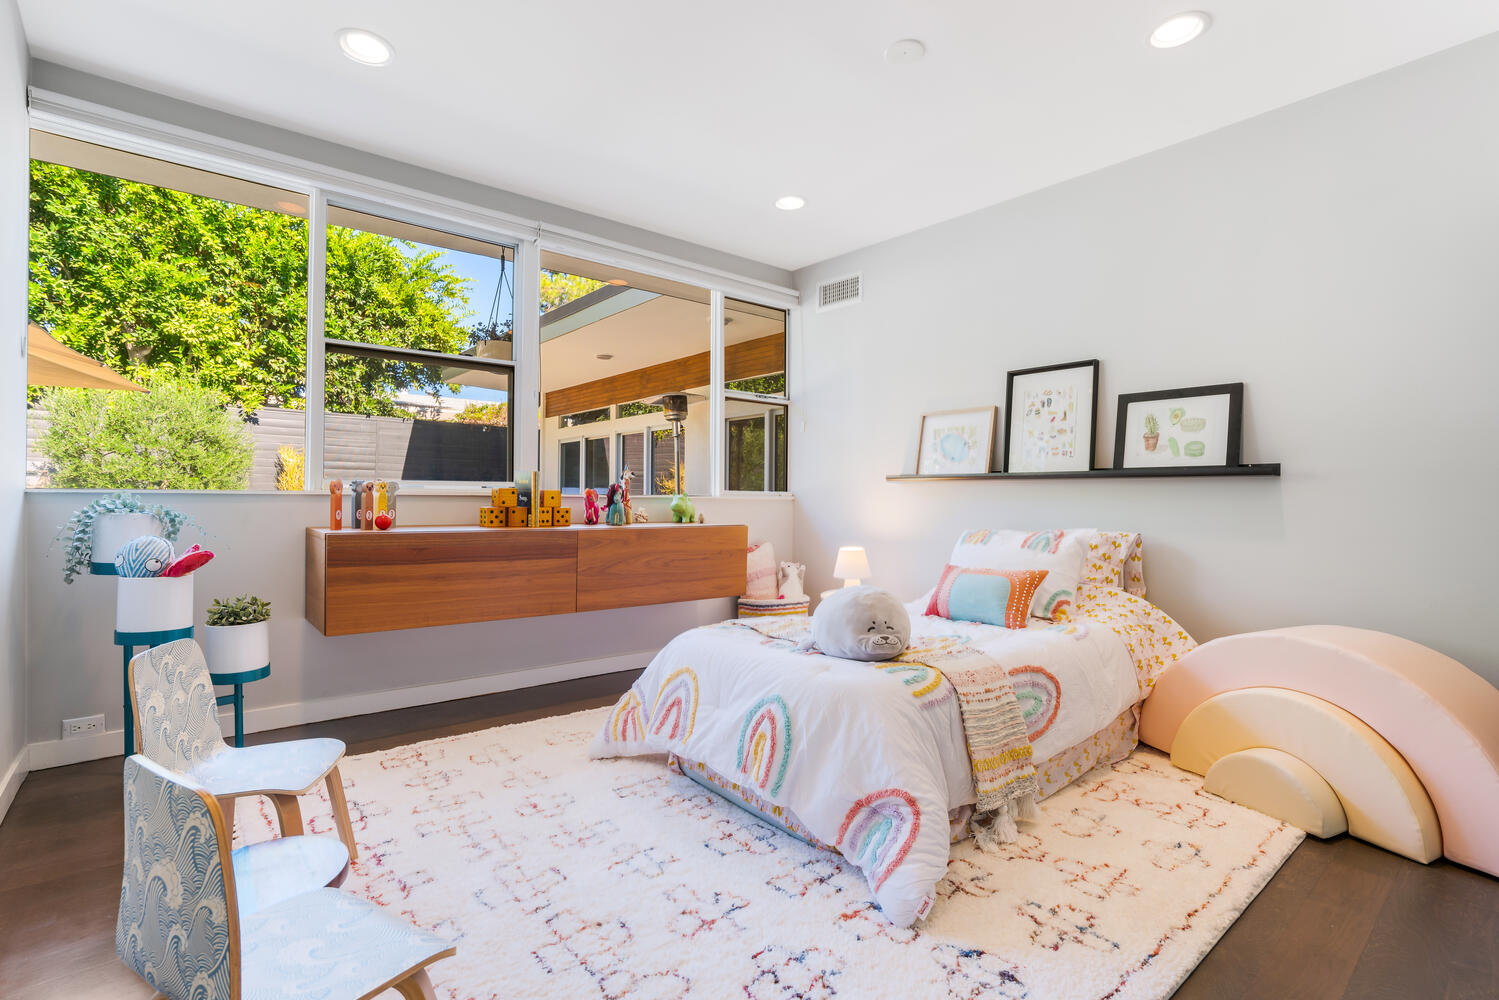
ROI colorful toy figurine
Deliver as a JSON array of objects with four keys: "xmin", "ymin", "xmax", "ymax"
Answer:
[
  {"xmin": 115, "ymin": 535, "xmax": 174, "ymax": 577},
  {"xmin": 361, "ymin": 481, "xmax": 376, "ymax": 531},
  {"xmin": 385, "ymin": 481, "xmax": 399, "ymax": 527},
  {"xmin": 584, "ymin": 488, "xmax": 601, "ymax": 525},
  {"xmin": 670, "ymin": 493, "xmax": 696, "ymax": 524},
  {"xmin": 619, "ymin": 467, "xmax": 633, "ymax": 523},
  {"xmin": 162, "ymin": 544, "xmax": 214, "ymax": 577},
  {"xmin": 329, "ymin": 479, "xmax": 344, "ymax": 530},
  {"xmin": 374, "ymin": 480, "xmax": 388, "ymax": 517},
  {"xmin": 605, "ymin": 483, "xmax": 626, "ymax": 526},
  {"xmin": 349, "ymin": 479, "xmax": 365, "ymax": 528}
]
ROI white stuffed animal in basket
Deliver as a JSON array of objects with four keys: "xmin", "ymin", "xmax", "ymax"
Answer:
[{"xmin": 777, "ymin": 561, "xmax": 807, "ymax": 601}]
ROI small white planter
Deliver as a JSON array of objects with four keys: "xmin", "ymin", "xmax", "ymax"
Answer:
[
  {"xmin": 201, "ymin": 620, "xmax": 271, "ymax": 676},
  {"xmin": 92, "ymin": 513, "xmax": 165, "ymax": 572},
  {"xmin": 116, "ymin": 575, "xmax": 195, "ymax": 636}
]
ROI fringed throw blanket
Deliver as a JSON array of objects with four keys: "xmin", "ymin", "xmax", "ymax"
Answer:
[{"xmin": 731, "ymin": 618, "xmax": 1038, "ymax": 850}]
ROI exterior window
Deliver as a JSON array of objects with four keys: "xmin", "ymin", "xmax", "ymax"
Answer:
[
  {"xmin": 559, "ymin": 408, "xmax": 609, "ymax": 428},
  {"xmin": 324, "ymin": 207, "xmax": 515, "ymax": 485},
  {"xmin": 26, "ymin": 133, "xmax": 309, "ymax": 489},
  {"xmin": 559, "ymin": 440, "xmax": 581, "ymax": 492},
  {"xmin": 584, "ymin": 437, "xmax": 610, "ymax": 489},
  {"xmin": 538, "ymin": 251, "xmax": 709, "ymax": 496},
  {"xmin": 722, "ymin": 298, "xmax": 789, "ymax": 492}
]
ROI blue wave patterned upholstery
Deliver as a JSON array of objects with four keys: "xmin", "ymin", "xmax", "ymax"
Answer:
[
  {"xmin": 241, "ymin": 888, "xmax": 454, "ymax": 1000},
  {"xmin": 117, "ymin": 755, "xmax": 236, "ymax": 1000},
  {"xmin": 132, "ymin": 640, "xmax": 345, "ymax": 796}
]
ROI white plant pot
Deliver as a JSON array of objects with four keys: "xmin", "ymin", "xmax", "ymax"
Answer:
[
  {"xmin": 116, "ymin": 575, "xmax": 195, "ymax": 636},
  {"xmin": 92, "ymin": 513, "xmax": 165, "ymax": 573},
  {"xmin": 200, "ymin": 620, "xmax": 271, "ymax": 677}
]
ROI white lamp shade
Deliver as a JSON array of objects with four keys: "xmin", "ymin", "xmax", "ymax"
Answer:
[{"xmin": 833, "ymin": 546, "xmax": 872, "ymax": 583}]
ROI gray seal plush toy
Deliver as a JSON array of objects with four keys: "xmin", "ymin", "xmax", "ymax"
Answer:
[{"xmin": 808, "ymin": 586, "xmax": 911, "ymax": 661}]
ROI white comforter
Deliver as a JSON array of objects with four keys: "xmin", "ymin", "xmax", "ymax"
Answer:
[{"xmin": 590, "ymin": 611, "xmax": 1140, "ymax": 926}]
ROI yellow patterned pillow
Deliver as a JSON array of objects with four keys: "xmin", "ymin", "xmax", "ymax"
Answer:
[{"xmin": 1076, "ymin": 531, "xmax": 1145, "ymax": 594}]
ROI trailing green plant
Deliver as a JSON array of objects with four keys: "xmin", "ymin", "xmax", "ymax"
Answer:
[
  {"xmin": 56, "ymin": 493, "xmax": 195, "ymax": 584},
  {"xmin": 206, "ymin": 594, "xmax": 271, "ymax": 627},
  {"xmin": 1143, "ymin": 413, "xmax": 1160, "ymax": 436}
]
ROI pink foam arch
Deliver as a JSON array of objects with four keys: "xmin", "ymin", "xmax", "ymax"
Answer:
[{"xmin": 1140, "ymin": 625, "xmax": 1499, "ymax": 878}]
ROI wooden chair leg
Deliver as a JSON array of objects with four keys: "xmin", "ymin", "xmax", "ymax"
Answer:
[
  {"xmin": 392, "ymin": 968, "xmax": 438, "ymax": 999},
  {"xmin": 269, "ymin": 793, "xmax": 304, "ymax": 838},
  {"xmin": 325, "ymin": 765, "xmax": 359, "ymax": 862}
]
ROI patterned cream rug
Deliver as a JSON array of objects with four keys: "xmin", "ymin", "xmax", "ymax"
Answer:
[{"xmin": 235, "ymin": 707, "xmax": 1303, "ymax": 1000}]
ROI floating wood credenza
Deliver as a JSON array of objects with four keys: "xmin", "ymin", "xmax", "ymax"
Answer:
[{"xmin": 306, "ymin": 523, "xmax": 749, "ymax": 636}]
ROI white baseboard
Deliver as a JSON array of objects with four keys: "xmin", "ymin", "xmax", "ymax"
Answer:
[
  {"xmin": 26, "ymin": 649, "xmax": 654, "ymax": 771},
  {"xmin": 0, "ymin": 746, "xmax": 29, "ymax": 827}
]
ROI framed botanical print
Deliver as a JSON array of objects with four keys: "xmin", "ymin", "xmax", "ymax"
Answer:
[
  {"xmin": 1114, "ymin": 383, "xmax": 1243, "ymax": 469},
  {"xmin": 1003, "ymin": 360, "xmax": 1099, "ymax": 473},
  {"xmin": 916, "ymin": 406, "xmax": 997, "ymax": 475}
]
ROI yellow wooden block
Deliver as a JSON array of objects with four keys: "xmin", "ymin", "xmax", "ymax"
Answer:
[
  {"xmin": 479, "ymin": 506, "xmax": 503, "ymax": 527},
  {"xmin": 491, "ymin": 487, "xmax": 519, "ymax": 508},
  {"xmin": 536, "ymin": 507, "xmax": 554, "ymax": 527},
  {"xmin": 506, "ymin": 507, "xmax": 529, "ymax": 528},
  {"xmin": 553, "ymin": 506, "xmax": 572, "ymax": 526},
  {"xmin": 540, "ymin": 490, "xmax": 561, "ymax": 509}
]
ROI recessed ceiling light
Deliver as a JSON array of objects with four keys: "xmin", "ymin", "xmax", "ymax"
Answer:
[
  {"xmin": 337, "ymin": 28, "xmax": 394, "ymax": 66},
  {"xmin": 775, "ymin": 195, "xmax": 805, "ymax": 211},
  {"xmin": 1149, "ymin": 11, "xmax": 1211, "ymax": 48},
  {"xmin": 596, "ymin": 353, "xmax": 614, "ymax": 361},
  {"xmin": 884, "ymin": 39, "xmax": 926, "ymax": 65}
]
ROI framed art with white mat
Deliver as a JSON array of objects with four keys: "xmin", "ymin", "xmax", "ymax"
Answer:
[
  {"xmin": 1115, "ymin": 383, "xmax": 1243, "ymax": 469},
  {"xmin": 1003, "ymin": 359, "xmax": 1099, "ymax": 472},
  {"xmin": 916, "ymin": 406, "xmax": 997, "ymax": 475}
]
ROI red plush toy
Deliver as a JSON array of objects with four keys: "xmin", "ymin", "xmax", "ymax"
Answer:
[
  {"xmin": 162, "ymin": 544, "xmax": 214, "ymax": 577},
  {"xmin": 374, "ymin": 512, "xmax": 393, "ymax": 530}
]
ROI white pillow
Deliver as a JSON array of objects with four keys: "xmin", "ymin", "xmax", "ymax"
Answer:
[
  {"xmin": 936, "ymin": 529, "xmax": 1086, "ymax": 620},
  {"xmin": 745, "ymin": 542, "xmax": 778, "ymax": 599}
]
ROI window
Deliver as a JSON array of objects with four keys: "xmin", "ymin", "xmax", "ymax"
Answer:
[
  {"xmin": 722, "ymin": 298, "xmax": 789, "ymax": 492},
  {"xmin": 557, "ymin": 434, "xmax": 612, "ymax": 493},
  {"xmin": 26, "ymin": 133, "xmax": 309, "ymax": 490},
  {"xmin": 324, "ymin": 207, "xmax": 515, "ymax": 485},
  {"xmin": 559, "ymin": 440, "xmax": 581, "ymax": 492},
  {"xmin": 538, "ymin": 251, "xmax": 710, "ymax": 496}
]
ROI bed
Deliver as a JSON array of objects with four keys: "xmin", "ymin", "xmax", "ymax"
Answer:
[{"xmin": 590, "ymin": 529, "xmax": 1193, "ymax": 926}]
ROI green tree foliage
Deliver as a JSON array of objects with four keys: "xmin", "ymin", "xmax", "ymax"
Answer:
[
  {"xmin": 541, "ymin": 270, "xmax": 606, "ymax": 313},
  {"xmin": 39, "ymin": 378, "xmax": 254, "ymax": 489},
  {"xmin": 28, "ymin": 161, "xmax": 475, "ymax": 416},
  {"xmin": 452, "ymin": 401, "xmax": 509, "ymax": 426}
]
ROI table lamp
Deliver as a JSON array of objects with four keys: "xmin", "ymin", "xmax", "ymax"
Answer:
[{"xmin": 833, "ymin": 546, "xmax": 871, "ymax": 588}]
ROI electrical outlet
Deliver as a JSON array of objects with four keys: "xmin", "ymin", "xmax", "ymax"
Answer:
[{"xmin": 63, "ymin": 713, "xmax": 105, "ymax": 739}]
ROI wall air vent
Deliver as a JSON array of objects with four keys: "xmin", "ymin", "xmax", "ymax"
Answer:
[{"xmin": 816, "ymin": 273, "xmax": 862, "ymax": 312}]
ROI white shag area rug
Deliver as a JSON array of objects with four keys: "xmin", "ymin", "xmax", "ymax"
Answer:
[{"xmin": 235, "ymin": 707, "xmax": 1303, "ymax": 1000}]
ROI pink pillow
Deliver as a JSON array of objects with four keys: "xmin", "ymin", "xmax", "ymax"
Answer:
[
  {"xmin": 745, "ymin": 543, "xmax": 777, "ymax": 599},
  {"xmin": 925, "ymin": 565, "xmax": 1049, "ymax": 629}
]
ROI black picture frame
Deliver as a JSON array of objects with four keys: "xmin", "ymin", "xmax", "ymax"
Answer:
[
  {"xmin": 1002, "ymin": 359, "xmax": 1100, "ymax": 473},
  {"xmin": 1113, "ymin": 383, "xmax": 1244, "ymax": 470}
]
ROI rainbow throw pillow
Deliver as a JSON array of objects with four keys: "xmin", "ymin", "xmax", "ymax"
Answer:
[{"xmin": 925, "ymin": 565, "xmax": 1049, "ymax": 629}]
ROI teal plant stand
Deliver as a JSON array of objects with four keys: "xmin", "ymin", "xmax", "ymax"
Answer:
[
  {"xmin": 209, "ymin": 663, "xmax": 270, "ymax": 748},
  {"xmin": 115, "ymin": 626, "xmax": 194, "ymax": 757}
]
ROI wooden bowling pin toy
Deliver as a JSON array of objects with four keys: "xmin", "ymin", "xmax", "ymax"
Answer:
[
  {"xmin": 385, "ymin": 481, "xmax": 399, "ymax": 527},
  {"xmin": 361, "ymin": 481, "xmax": 376, "ymax": 530},
  {"xmin": 349, "ymin": 479, "xmax": 364, "ymax": 528},
  {"xmin": 329, "ymin": 479, "xmax": 344, "ymax": 530}
]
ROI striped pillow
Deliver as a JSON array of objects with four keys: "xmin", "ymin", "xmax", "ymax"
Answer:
[{"xmin": 925, "ymin": 565, "xmax": 1049, "ymax": 629}]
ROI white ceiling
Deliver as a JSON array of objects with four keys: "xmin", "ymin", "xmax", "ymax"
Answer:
[{"xmin": 17, "ymin": 1, "xmax": 1499, "ymax": 272}]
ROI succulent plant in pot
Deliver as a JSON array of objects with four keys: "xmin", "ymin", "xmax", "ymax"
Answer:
[
  {"xmin": 56, "ymin": 493, "xmax": 196, "ymax": 584},
  {"xmin": 203, "ymin": 594, "xmax": 272, "ymax": 677}
]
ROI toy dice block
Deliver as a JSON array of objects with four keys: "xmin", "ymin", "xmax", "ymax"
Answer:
[
  {"xmin": 554, "ymin": 506, "xmax": 572, "ymax": 526},
  {"xmin": 479, "ymin": 506, "xmax": 504, "ymax": 528},
  {"xmin": 491, "ymin": 487, "xmax": 518, "ymax": 508},
  {"xmin": 540, "ymin": 490, "xmax": 561, "ymax": 509},
  {"xmin": 506, "ymin": 507, "xmax": 529, "ymax": 528},
  {"xmin": 536, "ymin": 507, "xmax": 554, "ymax": 527}
]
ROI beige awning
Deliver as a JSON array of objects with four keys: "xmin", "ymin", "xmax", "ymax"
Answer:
[{"xmin": 27, "ymin": 323, "xmax": 147, "ymax": 391}]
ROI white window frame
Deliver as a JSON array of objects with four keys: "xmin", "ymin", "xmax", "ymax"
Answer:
[
  {"xmin": 556, "ymin": 432, "xmax": 611, "ymax": 494},
  {"xmin": 26, "ymin": 88, "xmax": 799, "ymax": 497}
]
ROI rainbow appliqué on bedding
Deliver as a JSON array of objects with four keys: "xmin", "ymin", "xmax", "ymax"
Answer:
[
  {"xmin": 650, "ymin": 667, "xmax": 699, "ymax": 743},
  {"xmin": 737, "ymin": 695, "xmax": 793, "ymax": 797},
  {"xmin": 606, "ymin": 691, "xmax": 647, "ymax": 743},
  {"xmin": 837, "ymin": 788, "xmax": 922, "ymax": 892}
]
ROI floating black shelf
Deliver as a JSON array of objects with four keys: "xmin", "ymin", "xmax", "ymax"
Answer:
[{"xmin": 887, "ymin": 463, "xmax": 1281, "ymax": 482}]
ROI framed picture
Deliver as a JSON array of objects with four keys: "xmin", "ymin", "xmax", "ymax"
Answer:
[
  {"xmin": 916, "ymin": 406, "xmax": 997, "ymax": 475},
  {"xmin": 1003, "ymin": 360, "xmax": 1099, "ymax": 473},
  {"xmin": 1114, "ymin": 383, "xmax": 1243, "ymax": 469}
]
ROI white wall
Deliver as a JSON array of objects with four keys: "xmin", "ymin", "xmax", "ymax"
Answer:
[
  {"xmin": 0, "ymin": 0, "xmax": 27, "ymax": 820},
  {"xmin": 24, "ymin": 491, "xmax": 791, "ymax": 767},
  {"xmin": 792, "ymin": 34, "xmax": 1499, "ymax": 685}
]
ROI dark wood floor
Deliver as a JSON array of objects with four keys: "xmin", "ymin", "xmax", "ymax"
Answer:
[{"xmin": 1, "ymin": 671, "xmax": 1494, "ymax": 999}]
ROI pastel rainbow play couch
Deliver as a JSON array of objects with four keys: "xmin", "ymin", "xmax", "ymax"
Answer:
[{"xmin": 1140, "ymin": 626, "xmax": 1499, "ymax": 877}]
